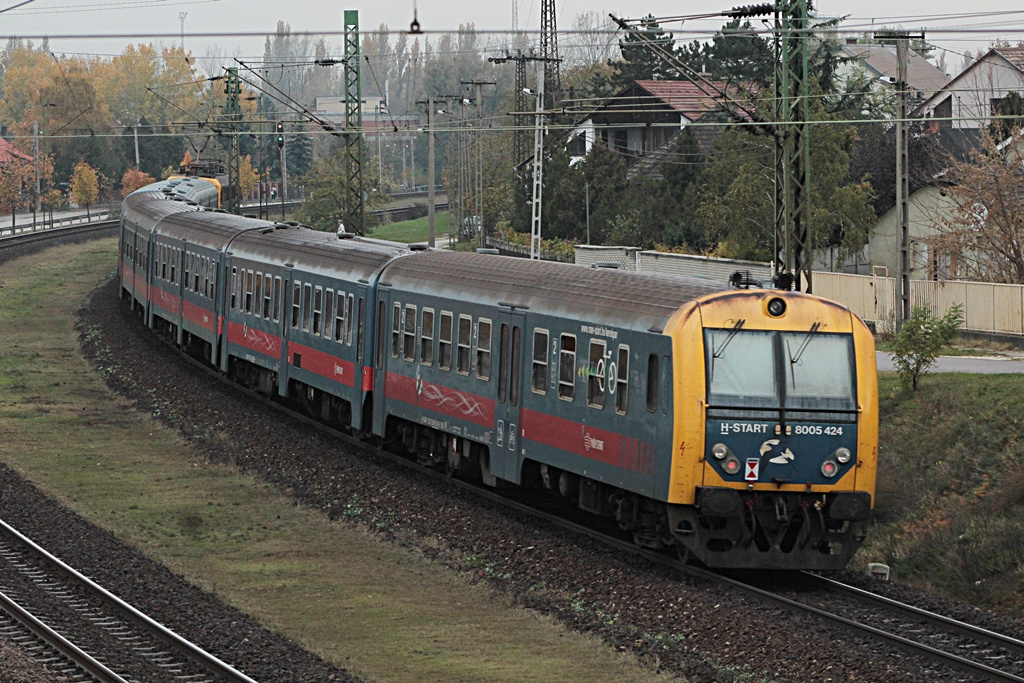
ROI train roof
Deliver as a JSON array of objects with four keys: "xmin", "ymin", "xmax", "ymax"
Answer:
[
  {"xmin": 122, "ymin": 190, "xmax": 200, "ymax": 228},
  {"xmin": 153, "ymin": 208, "xmax": 276, "ymax": 250},
  {"xmin": 227, "ymin": 225, "xmax": 411, "ymax": 282},
  {"xmin": 379, "ymin": 250, "xmax": 727, "ymax": 332}
]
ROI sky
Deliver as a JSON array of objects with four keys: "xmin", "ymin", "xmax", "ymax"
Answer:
[{"xmin": 3, "ymin": 0, "xmax": 1024, "ymax": 75}]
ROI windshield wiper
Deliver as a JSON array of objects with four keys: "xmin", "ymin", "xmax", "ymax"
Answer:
[
  {"xmin": 710, "ymin": 319, "xmax": 745, "ymax": 383},
  {"xmin": 789, "ymin": 321, "xmax": 822, "ymax": 366}
]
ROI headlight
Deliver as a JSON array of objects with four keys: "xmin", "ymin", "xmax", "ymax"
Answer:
[
  {"xmin": 722, "ymin": 456, "xmax": 741, "ymax": 475},
  {"xmin": 767, "ymin": 297, "xmax": 787, "ymax": 317},
  {"xmin": 834, "ymin": 447, "xmax": 852, "ymax": 464},
  {"xmin": 712, "ymin": 443, "xmax": 729, "ymax": 460},
  {"xmin": 821, "ymin": 460, "xmax": 839, "ymax": 478}
]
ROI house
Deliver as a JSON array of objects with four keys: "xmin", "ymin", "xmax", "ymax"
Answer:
[
  {"xmin": 567, "ymin": 79, "xmax": 728, "ymax": 177},
  {"xmin": 914, "ymin": 47, "xmax": 1024, "ymax": 129},
  {"xmin": 0, "ymin": 137, "xmax": 32, "ymax": 165},
  {"xmin": 834, "ymin": 42, "xmax": 949, "ymax": 105}
]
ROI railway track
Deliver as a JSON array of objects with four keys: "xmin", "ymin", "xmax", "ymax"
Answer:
[
  {"xmin": 0, "ymin": 517, "xmax": 258, "ymax": 682},
  {"xmin": 0, "ymin": 219, "xmax": 118, "ymax": 254}
]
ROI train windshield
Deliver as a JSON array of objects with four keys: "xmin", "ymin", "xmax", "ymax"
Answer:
[{"xmin": 705, "ymin": 328, "xmax": 856, "ymax": 418}]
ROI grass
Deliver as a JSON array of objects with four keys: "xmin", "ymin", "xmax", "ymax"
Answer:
[
  {"xmin": 857, "ymin": 371, "xmax": 1024, "ymax": 614},
  {"xmin": 0, "ymin": 240, "xmax": 669, "ymax": 683},
  {"xmin": 368, "ymin": 210, "xmax": 452, "ymax": 243}
]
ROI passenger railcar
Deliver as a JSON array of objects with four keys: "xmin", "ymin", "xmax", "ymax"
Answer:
[{"xmin": 119, "ymin": 177, "xmax": 878, "ymax": 571}]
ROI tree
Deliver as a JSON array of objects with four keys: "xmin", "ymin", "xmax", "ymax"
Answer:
[
  {"xmin": 891, "ymin": 304, "xmax": 964, "ymax": 390},
  {"xmin": 677, "ymin": 19, "xmax": 773, "ymax": 87},
  {"xmin": 929, "ymin": 131, "xmax": 1024, "ymax": 283},
  {"xmin": 609, "ymin": 16, "xmax": 674, "ymax": 89},
  {"xmin": 120, "ymin": 167, "xmax": 155, "ymax": 197},
  {"xmin": 0, "ymin": 157, "xmax": 34, "ymax": 229},
  {"xmin": 70, "ymin": 161, "xmax": 99, "ymax": 219}
]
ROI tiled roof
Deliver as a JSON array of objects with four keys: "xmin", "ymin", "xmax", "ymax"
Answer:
[
  {"xmin": 995, "ymin": 47, "xmax": 1024, "ymax": 71},
  {"xmin": 838, "ymin": 44, "xmax": 949, "ymax": 100},
  {"xmin": 633, "ymin": 79, "xmax": 726, "ymax": 118},
  {"xmin": 0, "ymin": 138, "xmax": 32, "ymax": 164}
]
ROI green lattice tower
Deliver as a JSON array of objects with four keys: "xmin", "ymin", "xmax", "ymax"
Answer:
[
  {"xmin": 223, "ymin": 68, "xmax": 242, "ymax": 214},
  {"xmin": 773, "ymin": 0, "xmax": 811, "ymax": 291},
  {"xmin": 343, "ymin": 9, "xmax": 364, "ymax": 235}
]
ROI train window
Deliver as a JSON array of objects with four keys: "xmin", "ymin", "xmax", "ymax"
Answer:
[
  {"xmin": 391, "ymin": 303, "xmax": 401, "ymax": 358},
  {"xmin": 646, "ymin": 354, "xmax": 659, "ymax": 413},
  {"xmin": 203, "ymin": 258, "xmax": 211, "ymax": 299},
  {"xmin": 457, "ymin": 315, "xmax": 472, "ymax": 375},
  {"xmin": 273, "ymin": 277, "xmax": 281, "ymax": 322},
  {"xmin": 302, "ymin": 283, "xmax": 312, "ymax": 332},
  {"xmin": 476, "ymin": 319, "xmax": 492, "ymax": 380},
  {"xmin": 420, "ymin": 309, "xmax": 434, "ymax": 366},
  {"xmin": 375, "ymin": 300, "xmax": 387, "ymax": 369},
  {"xmin": 510, "ymin": 325, "xmax": 521, "ymax": 407},
  {"xmin": 234, "ymin": 267, "xmax": 243, "ymax": 311},
  {"xmin": 356, "ymin": 298, "xmax": 365, "ymax": 363},
  {"xmin": 439, "ymin": 312, "xmax": 453, "ymax": 371},
  {"xmin": 498, "ymin": 323, "xmax": 509, "ymax": 402},
  {"xmin": 532, "ymin": 330, "xmax": 548, "ymax": 394},
  {"xmin": 254, "ymin": 273, "xmax": 264, "ymax": 317},
  {"xmin": 245, "ymin": 270, "xmax": 254, "ymax": 314},
  {"xmin": 161, "ymin": 247, "xmax": 168, "ymax": 281},
  {"xmin": 324, "ymin": 289, "xmax": 335, "ymax": 338},
  {"xmin": 587, "ymin": 340, "xmax": 606, "ymax": 409},
  {"xmin": 193, "ymin": 255, "xmax": 200, "ymax": 294},
  {"xmin": 558, "ymin": 335, "xmax": 576, "ymax": 401},
  {"xmin": 346, "ymin": 294, "xmax": 355, "ymax": 346},
  {"xmin": 313, "ymin": 286, "xmax": 324, "ymax": 336},
  {"xmin": 404, "ymin": 304, "xmax": 417, "ymax": 361},
  {"xmin": 230, "ymin": 268, "xmax": 237, "ymax": 308},
  {"xmin": 291, "ymin": 282, "xmax": 301, "ymax": 329},
  {"xmin": 210, "ymin": 262, "xmax": 216, "ymax": 299},
  {"xmin": 616, "ymin": 346, "xmax": 629, "ymax": 415},
  {"xmin": 183, "ymin": 254, "xmax": 190, "ymax": 292},
  {"xmin": 264, "ymin": 276, "xmax": 273, "ymax": 320},
  {"xmin": 334, "ymin": 291, "xmax": 346, "ymax": 342},
  {"xmin": 170, "ymin": 249, "xmax": 177, "ymax": 284},
  {"xmin": 781, "ymin": 332, "xmax": 856, "ymax": 413}
]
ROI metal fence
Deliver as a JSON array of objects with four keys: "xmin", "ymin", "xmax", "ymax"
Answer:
[{"xmin": 814, "ymin": 271, "xmax": 1024, "ymax": 336}]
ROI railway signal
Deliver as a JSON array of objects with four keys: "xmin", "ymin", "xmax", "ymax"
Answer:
[{"xmin": 275, "ymin": 121, "xmax": 284, "ymax": 150}]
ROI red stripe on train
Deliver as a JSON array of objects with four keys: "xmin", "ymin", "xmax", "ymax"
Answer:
[{"xmin": 385, "ymin": 371, "xmax": 494, "ymax": 427}]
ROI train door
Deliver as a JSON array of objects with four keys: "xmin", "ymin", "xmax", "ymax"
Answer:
[
  {"xmin": 352, "ymin": 283, "xmax": 369, "ymax": 430},
  {"xmin": 278, "ymin": 267, "xmax": 294, "ymax": 398},
  {"xmin": 491, "ymin": 310, "xmax": 524, "ymax": 482},
  {"xmin": 371, "ymin": 286, "xmax": 393, "ymax": 436}
]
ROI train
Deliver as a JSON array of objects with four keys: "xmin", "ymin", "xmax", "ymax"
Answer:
[{"xmin": 118, "ymin": 173, "xmax": 878, "ymax": 571}]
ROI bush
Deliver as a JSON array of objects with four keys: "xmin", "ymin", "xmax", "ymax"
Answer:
[{"xmin": 891, "ymin": 304, "xmax": 965, "ymax": 390}]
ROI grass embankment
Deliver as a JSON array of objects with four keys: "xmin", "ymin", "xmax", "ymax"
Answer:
[
  {"xmin": 369, "ymin": 211, "xmax": 451, "ymax": 243},
  {"xmin": 0, "ymin": 241, "xmax": 665, "ymax": 683},
  {"xmin": 859, "ymin": 373, "xmax": 1024, "ymax": 614}
]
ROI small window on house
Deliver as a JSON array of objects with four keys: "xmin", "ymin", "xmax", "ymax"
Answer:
[
  {"xmin": 302, "ymin": 283, "xmax": 312, "ymax": 332},
  {"xmin": 313, "ymin": 286, "xmax": 324, "ymax": 336},
  {"xmin": 291, "ymin": 282, "xmax": 301, "ymax": 329},
  {"xmin": 421, "ymin": 309, "xmax": 434, "ymax": 365},
  {"xmin": 559, "ymin": 334, "xmax": 576, "ymax": 401},
  {"xmin": 245, "ymin": 270, "xmax": 254, "ymax": 313},
  {"xmin": 404, "ymin": 304, "xmax": 417, "ymax": 361},
  {"xmin": 587, "ymin": 339, "xmax": 606, "ymax": 409},
  {"xmin": 439, "ymin": 312, "xmax": 453, "ymax": 370},
  {"xmin": 324, "ymin": 289, "xmax": 334, "ymax": 338},
  {"xmin": 476, "ymin": 319, "xmax": 492, "ymax": 380},
  {"xmin": 457, "ymin": 315, "xmax": 472, "ymax": 375},
  {"xmin": 334, "ymin": 291, "xmax": 346, "ymax": 342},
  {"xmin": 646, "ymin": 354, "xmax": 659, "ymax": 413},
  {"xmin": 532, "ymin": 330, "xmax": 549, "ymax": 394},
  {"xmin": 391, "ymin": 303, "xmax": 401, "ymax": 358},
  {"xmin": 616, "ymin": 346, "xmax": 629, "ymax": 415},
  {"xmin": 272, "ymin": 277, "xmax": 281, "ymax": 322}
]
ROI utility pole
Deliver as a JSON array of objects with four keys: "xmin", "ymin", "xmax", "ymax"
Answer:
[
  {"xmin": 529, "ymin": 66, "xmax": 545, "ymax": 260},
  {"xmin": 342, "ymin": 9, "xmax": 364, "ymax": 235},
  {"xmin": 539, "ymin": 0, "xmax": 561, "ymax": 111},
  {"xmin": 179, "ymin": 12, "xmax": 187, "ymax": 49},
  {"xmin": 877, "ymin": 30, "xmax": 924, "ymax": 330},
  {"xmin": 428, "ymin": 95, "xmax": 436, "ymax": 248},
  {"xmin": 133, "ymin": 118, "xmax": 140, "ymax": 168},
  {"xmin": 462, "ymin": 80, "xmax": 495, "ymax": 248},
  {"xmin": 223, "ymin": 67, "xmax": 242, "ymax": 214}
]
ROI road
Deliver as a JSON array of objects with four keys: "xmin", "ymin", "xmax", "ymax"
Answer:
[{"xmin": 877, "ymin": 351, "xmax": 1024, "ymax": 374}]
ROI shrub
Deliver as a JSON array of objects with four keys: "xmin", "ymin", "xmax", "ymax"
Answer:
[{"xmin": 891, "ymin": 304, "xmax": 965, "ymax": 390}]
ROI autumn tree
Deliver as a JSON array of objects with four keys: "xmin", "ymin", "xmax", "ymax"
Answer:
[
  {"xmin": 929, "ymin": 131, "xmax": 1024, "ymax": 283},
  {"xmin": 121, "ymin": 168, "xmax": 156, "ymax": 197},
  {"xmin": 70, "ymin": 161, "xmax": 99, "ymax": 219},
  {"xmin": 0, "ymin": 158, "xmax": 34, "ymax": 229}
]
